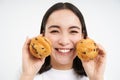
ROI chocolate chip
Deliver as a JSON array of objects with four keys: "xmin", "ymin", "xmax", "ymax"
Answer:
[
  {"xmin": 32, "ymin": 44, "xmax": 38, "ymax": 54},
  {"xmin": 93, "ymin": 49, "xmax": 96, "ymax": 51},
  {"xmin": 94, "ymin": 43, "xmax": 96, "ymax": 46},
  {"xmin": 80, "ymin": 41, "xmax": 83, "ymax": 43},
  {"xmin": 41, "ymin": 47, "xmax": 44, "ymax": 49},
  {"xmin": 39, "ymin": 54, "xmax": 42, "ymax": 57},
  {"xmin": 82, "ymin": 52, "xmax": 86, "ymax": 54},
  {"xmin": 35, "ymin": 38, "xmax": 38, "ymax": 40}
]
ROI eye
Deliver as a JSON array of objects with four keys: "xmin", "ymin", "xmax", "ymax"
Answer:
[
  {"xmin": 50, "ymin": 30, "xmax": 59, "ymax": 33},
  {"xmin": 70, "ymin": 30, "xmax": 79, "ymax": 34}
]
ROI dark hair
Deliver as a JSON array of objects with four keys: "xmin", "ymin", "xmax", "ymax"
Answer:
[{"xmin": 38, "ymin": 2, "xmax": 88, "ymax": 76}]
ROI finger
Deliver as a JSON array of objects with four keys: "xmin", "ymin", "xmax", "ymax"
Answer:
[
  {"xmin": 86, "ymin": 36, "xmax": 89, "ymax": 39},
  {"xmin": 97, "ymin": 44, "xmax": 106, "ymax": 56},
  {"xmin": 23, "ymin": 36, "xmax": 31, "ymax": 48},
  {"xmin": 22, "ymin": 36, "xmax": 31, "ymax": 57},
  {"xmin": 95, "ymin": 44, "xmax": 107, "ymax": 65},
  {"xmin": 38, "ymin": 33, "xmax": 44, "ymax": 37}
]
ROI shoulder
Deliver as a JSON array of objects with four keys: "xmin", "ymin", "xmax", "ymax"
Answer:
[
  {"xmin": 34, "ymin": 73, "xmax": 51, "ymax": 80},
  {"xmin": 34, "ymin": 74, "xmax": 42, "ymax": 80}
]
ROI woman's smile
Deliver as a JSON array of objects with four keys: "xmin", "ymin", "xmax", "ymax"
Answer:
[{"xmin": 55, "ymin": 48, "xmax": 74, "ymax": 55}]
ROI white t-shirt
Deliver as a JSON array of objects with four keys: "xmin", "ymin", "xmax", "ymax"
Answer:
[{"xmin": 34, "ymin": 68, "xmax": 89, "ymax": 80}]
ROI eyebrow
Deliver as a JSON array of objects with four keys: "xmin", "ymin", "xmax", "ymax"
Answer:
[
  {"xmin": 48, "ymin": 25, "xmax": 60, "ymax": 29},
  {"xmin": 69, "ymin": 26, "xmax": 81, "ymax": 30},
  {"xmin": 48, "ymin": 25, "xmax": 81, "ymax": 30}
]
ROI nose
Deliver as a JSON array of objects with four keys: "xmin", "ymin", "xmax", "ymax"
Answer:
[{"xmin": 58, "ymin": 35, "xmax": 70, "ymax": 46}]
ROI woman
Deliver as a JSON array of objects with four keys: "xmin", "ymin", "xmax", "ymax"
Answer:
[{"xmin": 20, "ymin": 2, "xmax": 106, "ymax": 80}]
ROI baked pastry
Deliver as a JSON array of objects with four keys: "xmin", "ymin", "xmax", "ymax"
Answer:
[
  {"xmin": 29, "ymin": 35, "xmax": 52, "ymax": 59},
  {"xmin": 76, "ymin": 38, "xmax": 98, "ymax": 61}
]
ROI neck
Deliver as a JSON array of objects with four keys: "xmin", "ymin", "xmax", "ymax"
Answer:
[{"xmin": 51, "ymin": 59, "xmax": 73, "ymax": 70}]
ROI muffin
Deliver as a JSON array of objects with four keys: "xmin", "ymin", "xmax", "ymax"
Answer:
[
  {"xmin": 76, "ymin": 38, "xmax": 98, "ymax": 61},
  {"xmin": 29, "ymin": 35, "xmax": 52, "ymax": 58}
]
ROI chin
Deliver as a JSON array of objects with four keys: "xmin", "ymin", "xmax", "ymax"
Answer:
[
  {"xmin": 50, "ymin": 49, "xmax": 76, "ymax": 66},
  {"xmin": 55, "ymin": 56, "xmax": 74, "ymax": 65}
]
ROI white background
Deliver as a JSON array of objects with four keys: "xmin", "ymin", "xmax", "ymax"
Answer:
[{"xmin": 0, "ymin": 0, "xmax": 120, "ymax": 80}]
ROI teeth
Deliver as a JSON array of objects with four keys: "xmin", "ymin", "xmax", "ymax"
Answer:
[{"xmin": 58, "ymin": 49, "xmax": 70, "ymax": 53}]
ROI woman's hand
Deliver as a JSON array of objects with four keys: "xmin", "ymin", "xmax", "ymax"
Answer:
[
  {"xmin": 21, "ymin": 37, "xmax": 45, "ymax": 78},
  {"xmin": 82, "ymin": 44, "xmax": 106, "ymax": 80}
]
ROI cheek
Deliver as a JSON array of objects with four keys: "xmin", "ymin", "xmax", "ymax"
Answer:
[
  {"xmin": 70, "ymin": 35, "xmax": 83, "ymax": 44},
  {"xmin": 45, "ymin": 34, "xmax": 59, "ymax": 45}
]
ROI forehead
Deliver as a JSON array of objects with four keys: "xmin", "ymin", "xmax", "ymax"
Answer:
[
  {"xmin": 46, "ymin": 9, "xmax": 81, "ymax": 28},
  {"xmin": 49, "ymin": 9, "xmax": 77, "ymax": 18}
]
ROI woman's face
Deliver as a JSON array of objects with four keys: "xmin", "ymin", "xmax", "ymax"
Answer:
[{"xmin": 45, "ymin": 9, "xmax": 83, "ymax": 69}]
